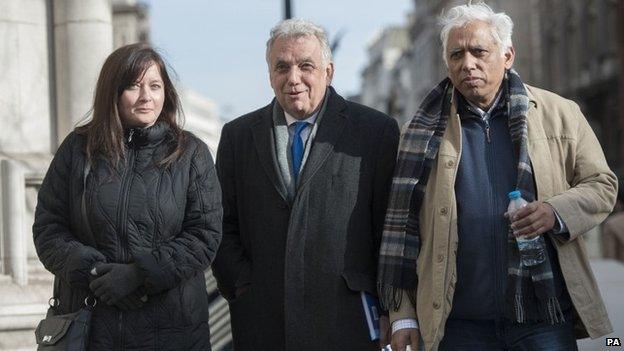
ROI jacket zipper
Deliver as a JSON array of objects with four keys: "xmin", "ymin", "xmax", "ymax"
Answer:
[
  {"xmin": 117, "ymin": 129, "xmax": 135, "ymax": 262},
  {"xmin": 116, "ymin": 130, "xmax": 137, "ymax": 350},
  {"xmin": 118, "ymin": 312, "xmax": 123, "ymax": 351},
  {"xmin": 484, "ymin": 118, "xmax": 491, "ymax": 143},
  {"xmin": 482, "ymin": 117, "xmax": 503, "ymax": 317},
  {"xmin": 485, "ymin": 115, "xmax": 509, "ymax": 317}
]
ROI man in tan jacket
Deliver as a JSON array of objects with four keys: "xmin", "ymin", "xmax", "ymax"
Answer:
[{"xmin": 377, "ymin": 3, "xmax": 618, "ymax": 351}]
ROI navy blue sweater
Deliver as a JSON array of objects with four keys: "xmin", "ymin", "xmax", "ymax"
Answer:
[{"xmin": 449, "ymin": 91, "xmax": 570, "ymax": 321}]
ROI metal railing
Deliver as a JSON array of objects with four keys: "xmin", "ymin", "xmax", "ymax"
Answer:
[{"xmin": 206, "ymin": 269, "xmax": 233, "ymax": 350}]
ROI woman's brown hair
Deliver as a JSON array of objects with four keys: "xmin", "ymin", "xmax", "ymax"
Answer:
[{"xmin": 76, "ymin": 43, "xmax": 186, "ymax": 167}]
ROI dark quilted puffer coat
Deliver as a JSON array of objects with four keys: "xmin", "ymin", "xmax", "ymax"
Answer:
[{"xmin": 33, "ymin": 122, "xmax": 222, "ymax": 350}]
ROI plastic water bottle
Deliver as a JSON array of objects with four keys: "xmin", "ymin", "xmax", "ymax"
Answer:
[{"xmin": 507, "ymin": 190, "xmax": 546, "ymax": 267}]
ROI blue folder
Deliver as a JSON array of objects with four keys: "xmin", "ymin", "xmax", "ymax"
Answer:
[{"xmin": 360, "ymin": 291, "xmax": 381, "ymax": 341}]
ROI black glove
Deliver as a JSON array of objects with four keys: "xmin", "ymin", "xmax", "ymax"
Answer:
[
  {"xmin": 65, "ymin": 246, "xmax": 106, "ymax": 289},
  {"xmin": 114, "ymin": 290, "xmax": 146, "ymax": 311},
  {"xmin": 89, "ymin": 263, "xmax": 144, "ymax": 305}
]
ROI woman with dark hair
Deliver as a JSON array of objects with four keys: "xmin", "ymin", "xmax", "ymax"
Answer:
[{"xmin": 33, "ymin": 43, "xmax": 222, "ymax": 350}]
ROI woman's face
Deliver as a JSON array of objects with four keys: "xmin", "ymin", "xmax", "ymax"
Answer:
[{"xmin": 118, "ymin": 62, "xmax": 165, "ymax": 128}]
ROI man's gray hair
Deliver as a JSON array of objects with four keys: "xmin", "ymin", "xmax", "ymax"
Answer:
[
  {"xmin": 439, "ymin": 2, "xmax": 513, "ymax": 66},
  {"xmin": 266, "ymin": 18, "xmax": 333, "ymax": 66}
]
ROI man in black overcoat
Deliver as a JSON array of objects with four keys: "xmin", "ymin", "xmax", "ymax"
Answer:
[{"xmin": 212, "ymin": 18, "xmax": 399, "ymax": 350}]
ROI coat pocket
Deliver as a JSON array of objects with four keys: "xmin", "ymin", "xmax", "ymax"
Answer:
[
  {"xmin": 228, "ymin": 287, "xmax": 259, "ymax": 348},
  {"xmin": 179, "ymin": 274, "xmax": 209, "ymax": 325},
  {"xmin": 341, "ymin": 270, "xmax": 376, "ymax": 295}
]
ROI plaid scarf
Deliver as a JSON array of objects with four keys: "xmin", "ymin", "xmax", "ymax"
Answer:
[{"xmin": 377, "ymin": 69, "xmax": 564, "ymax": 324}]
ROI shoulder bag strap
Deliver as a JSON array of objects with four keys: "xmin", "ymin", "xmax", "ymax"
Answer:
[
  {"xmin": 51, "ymin": 160, "xmax": 97, "ymax": 304},
  {"xmin": 81, "ymin": 161, "xmax": 96, "ymax": 248}
]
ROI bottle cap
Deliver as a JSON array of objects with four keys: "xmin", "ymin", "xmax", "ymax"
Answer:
[{"xmin": 508, "ymin": 190, "xmax": 521, "ymax": 200}]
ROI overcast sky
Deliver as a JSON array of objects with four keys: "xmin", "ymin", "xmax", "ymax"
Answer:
[{"xmin": 142, "ymin": 0, "xmax": 413, "ymax": 120}]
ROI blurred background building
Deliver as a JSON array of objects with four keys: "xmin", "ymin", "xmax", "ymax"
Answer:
[
  {"xmin": 361, "ymin": 0, "xmax": 624, "ymax": 176},
  {"xmin": 0, "ymin": 0, "xmax": 226, "ymax": 349}
]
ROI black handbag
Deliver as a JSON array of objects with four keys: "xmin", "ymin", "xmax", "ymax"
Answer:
[
  {"xmin": 35, "ymin": 289, "xmax": 96, "ymax": 351},
  {"xmin": 35, "ymin": 162, "xmax": 96, "ymax": 350}
]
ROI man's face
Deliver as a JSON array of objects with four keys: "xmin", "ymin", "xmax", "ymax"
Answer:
[
  {"xmin": 268, "ymin": 35, "xmax": 334, "ymax": 119},
  {"xmin": 446, "ymin": 20, "xmax": 514, "ymax": 109}
]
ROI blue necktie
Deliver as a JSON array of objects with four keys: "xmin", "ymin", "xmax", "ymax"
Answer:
[{"xmin": 291, "ymin": 121, "xmax": 308, "ymax": 184}]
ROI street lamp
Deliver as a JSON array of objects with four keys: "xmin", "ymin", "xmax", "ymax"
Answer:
[{"xmin": 284, "ymin": 0, "xmax": 292, "ymax": 19}]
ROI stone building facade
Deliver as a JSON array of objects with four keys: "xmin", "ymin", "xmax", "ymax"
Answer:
[{"xmin": 0, "ymin": 1, "xmax": 226, "ymax": 349}]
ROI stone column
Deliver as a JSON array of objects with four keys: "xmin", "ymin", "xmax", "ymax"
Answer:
[
  {"xmin": 0, "ymin": 0, "xmax": 51, "ymax": 154},
  {"xmin": 1, "ymin": 160, "xmax": 27, "ymax": 286},
  {"xmin": 53, "ymin": 0, "xmax": 112, "ymax": 145}
]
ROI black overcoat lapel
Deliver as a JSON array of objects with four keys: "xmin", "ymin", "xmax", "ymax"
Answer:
[
  {"xmin": 297, "ymin": 87, "xmax": 348, "ymax": 190},
  {"xmin": 250, "ymin": 103, "xmax": 288, "ymax": 202}
]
